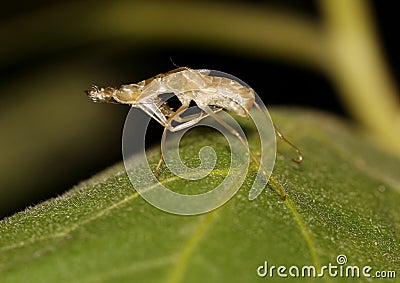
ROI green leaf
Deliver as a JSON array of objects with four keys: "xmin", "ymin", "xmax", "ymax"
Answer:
[{"xmin": 0, "ymin": 108, "xmax": 399, "ymax": 283}]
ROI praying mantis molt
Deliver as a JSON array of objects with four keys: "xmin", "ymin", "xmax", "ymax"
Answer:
[{"xmin": 86, "ymin": 67, "xmax": 302, "ymax": 200}]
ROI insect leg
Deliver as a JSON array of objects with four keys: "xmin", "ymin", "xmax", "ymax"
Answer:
[
  {"xmin": 168, "ymin": 113, "xmax": 207, "ymax": 132},
  {"xmin": 173, "ymin": 112, "xmax": 205, "ymax": 123},
  {"xmin": 253, "ymin": 102, "xmax": 303, "ymax": 163},
  {"xmin": 274, "ymin": 126, "xmax": 303, "ymax": 163},
  {"xmin": 154, "ymin": 103, "xmax": 190, "ymax": 177},
  {"xmin": 199, "ymin": 105, "xmax": 286, "ymax": 200},
  {"xmin": 168, "ymin": 108, "xmax": 224, "ymax": 132},
  {"xmin": 169, "ymin": 108, "xmax": 223, "ymax": 131}
]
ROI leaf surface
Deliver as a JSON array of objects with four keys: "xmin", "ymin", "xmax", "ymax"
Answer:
[{"xmin": 0, "ymin": 108, "xmax": 399, "ymax": 283}]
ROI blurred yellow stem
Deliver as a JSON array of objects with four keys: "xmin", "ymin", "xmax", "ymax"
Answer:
[{"xmin": 320, "ymin": 0, "xmax": 400, "ymax": 156}]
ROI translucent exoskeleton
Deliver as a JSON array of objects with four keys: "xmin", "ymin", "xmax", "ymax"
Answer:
[{"xmin": 86, "ymin": 67, "xmax": 302, "ymax": 199}]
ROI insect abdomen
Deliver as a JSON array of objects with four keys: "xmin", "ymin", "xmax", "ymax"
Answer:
[{"xmin": 206, "ymin": 76, "xmax": 255, "ymax": 115}]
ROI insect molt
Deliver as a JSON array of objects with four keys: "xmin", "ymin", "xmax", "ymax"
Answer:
[{"xmin": 86, "ymin": 67, "xmax": 303, "ymax": 200}]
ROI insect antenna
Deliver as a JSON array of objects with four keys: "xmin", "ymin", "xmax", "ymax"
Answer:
[{"xmin": 169, "ymin": 57, "xmax": 181, "ymax": 68}]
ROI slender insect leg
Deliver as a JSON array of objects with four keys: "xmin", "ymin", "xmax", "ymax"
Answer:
[
  {"xmin": 168, "ymin": 113, "xmax": 207, "ymax": 132},
  {"xmin": 253, "ymin": 102, "xmax": 303, "ymax": 163},
  {"xmin": 173, "ymin": 112, "xmax": 205, "ymax": 123},
  {"xmin": 154, "ymin": 103, "xmax": 190, "ymax": 177},
  {"xmin": 169, "ymin": 109, "xmax": 223, "ymax": 132},
  {"xmin": 274, "ymin": 126, "xmax": 303, "ymax": 163},
  {"xmin": 199, "ymin": 105, "xmax": 286, "ymax": 200}
]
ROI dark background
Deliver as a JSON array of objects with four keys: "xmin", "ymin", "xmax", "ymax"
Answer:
[{"xmin": 0, "ymin": 0, "xmax": 398, "ymax": 218}]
